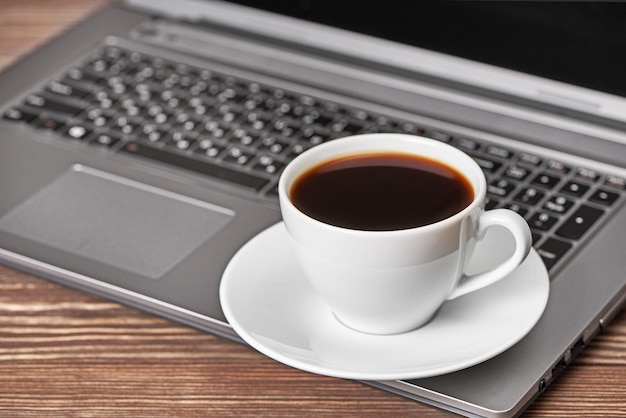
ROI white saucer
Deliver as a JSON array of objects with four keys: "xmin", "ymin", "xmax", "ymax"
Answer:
[{"xmin": 220, "ymin": 222, "xmax": 549, "ymax": 381}]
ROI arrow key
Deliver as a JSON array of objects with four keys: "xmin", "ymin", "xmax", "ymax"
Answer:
[{"xmin": 556, "ymin": 205, "xmax": 604, "ymax": 240}]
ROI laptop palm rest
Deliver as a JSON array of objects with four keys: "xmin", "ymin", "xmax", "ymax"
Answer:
[{"xmin": 0, "ymin": 164, "xmax": 234, "ymax": 279}]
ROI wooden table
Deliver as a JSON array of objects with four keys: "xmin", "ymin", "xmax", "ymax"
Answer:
[{"xmin": 2, "ymin": 1, "xmax": 626, "ymax": 416}]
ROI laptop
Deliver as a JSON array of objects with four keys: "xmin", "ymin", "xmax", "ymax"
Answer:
[{"xmin": 1, "ymin": 1, "xmax": 626, "ymax": 416}]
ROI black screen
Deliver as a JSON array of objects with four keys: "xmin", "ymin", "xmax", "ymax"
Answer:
[{"xmin": 224, "ymin": 1, "xmax": 626, "ymax": 98}]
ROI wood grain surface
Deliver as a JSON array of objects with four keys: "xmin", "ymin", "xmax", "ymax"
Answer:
[{"xmin": 1, "ymin": 1, "xmax": 626, "ymax": 416}]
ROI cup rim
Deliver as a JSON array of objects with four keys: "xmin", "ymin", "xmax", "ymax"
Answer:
[{"xmin": 278, "ymin": 133, "xmax": 486, "ymax": 235}]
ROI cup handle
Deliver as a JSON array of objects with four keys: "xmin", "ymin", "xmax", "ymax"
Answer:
[{"xmin": 446, "ymin": 209, "xmax": 532, "ymax": 300}]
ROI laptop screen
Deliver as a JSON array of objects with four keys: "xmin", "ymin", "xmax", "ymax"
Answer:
[{"xmin": 224, "ymin": 1, "xmax": 626, "ymax": 99}]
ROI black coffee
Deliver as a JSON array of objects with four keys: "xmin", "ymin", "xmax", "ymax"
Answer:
[{"xmin": 290, "ymin": 152, "xmax": 474, "ymax": 231}]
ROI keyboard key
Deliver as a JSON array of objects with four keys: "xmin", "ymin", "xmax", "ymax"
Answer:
[
  {"xmin": 537, "ymin": 238, "xmax": 572, "ymax": 270},
  {"xmin": 528, "ymin": 212, "xmax": 558, "ymax": 231},
  {"xmin": 243, "ymin": 111, "xmax": 272, "ymax": 130},
  {"xmin": 86, "ymin": 107, "xmax": 113, "ymax": 127},
  {"xmin": 575, "ymin": 167, "xmax": 600, "ymax": 183},
  {"xmin": 543, "ymin": 195, "xmax": 574, "ymax": 215},
  {"xmin": 454, "ymin": 137, "xmax": 480, "ymax": 152},
  {"xmin": 486, "ymin": 145, "xmax": 513, "ymax": 159},
  {"xmin": 231, "ymin": 128, "xmax": 260, "ymax": 146},
  {"xmin": 485, "ymin": 196, "xmax": 499, "ymax": 210},
  {"xmin": 546, "ymin": 160, "xmax": 570, "ymax": 175},
  {"xmin": 503, "ymin": 203, "xmax": 529, "ymax": 218},
  {"xmin": 556, "ymin": 205, "xmax": 604, "ymax": 240},
  {"xmin": 560, "ymin": 181, "xmax": 590, "ymax": 197},
  {"xmin": 224, "ymin": 146, "xmax": 254, "ymax": 165},
  {"xmin": 90, "ymin": 132, "xmax": 121, "ymax": 148},
  {"xmin": 302, "ymin": 109, "xmax": 334, "ymax": 127},
  {"xmin": 120, "ymin": 141, "xmax": 269, "ymax": 190},
  {"xmin": 3, "ymin": 107, "xmax": 38, "ymax": 122},
  {"xmin": 518, "ymin": 153, "xmax": 542, "ymax": 167},
  {"xmin": 604, "ymin": 175, "xmax": 626, "ymax": 190},
  {"xmin": 271, "ymin": 118, "xmax": 299, "ymax": 137},
  {"xmin": 504, "ymin": 164, "xmax": 531, "ymax": 181},
  {"xmin": 531, "ymin": 172, "xmax": 561, "ymax": 189},
  {"xmin": 589, "ymin": 189, "xmax": 619, "ymax": 206},
  {"xmin": 473, "ymin": 156, "xmax": 502, "ymax": 173},
  {"xmin": 399, "ymin": 122, "xmax": 423, "ymax": 135},
  {"xmin": 488, "ymin": 179, "xmax": 516, "ymax": 197},
  {"xmin": 332, "ymin": 118, "xmax": 366, "ymax": 134},
  {"xmin": 63, "ymin": 124, "xmax": 91, "ymax": 140},
  {"xmin": 287, "ymin": 142, "xmax": 310, "ymax": 160},
  {"xmin": 514, "ymin": 187, "xmax": 545, "ymax": 205},
  {"xmin": 426, "ymin": 130, "xmax": 452, "ymax": 143},
  {"xmin": 46, "ymin": 79, "xmax": 91, "ymax": 99},
  {"xmin": 259, "ymin": 135, "xmax": 290, "ymax": 155},
  {"xmin": 138, "ymin": 123, "xmax": 168, "ymax": 143},
  {"xmin": 165, "ymin": 135, "xmax": 194, "ymax": 152},
  {"xmin": 253, "ymin": 155, "xmax": 285, "ymax": 175},
  {"xmin": 195, "ymin": 138, "xmax": 225, "ymax": 158},
  {"xmin": 24, "ymin": 94, "xmax": 83, "ymax": 116},
  {"xmin": 201, "ymin": 119, "xmax": 228, "ymax": 139},
  {"xmin": 66, "ymin": 67, "xmax": 102, "ymax": 84},
  {"xmin": 301, "ymin": 126, "xmax": 331, "ymax": 145},
  {"xmin": 369, "ymin": 116, "xmax": 395, "ymax": 133},
  {"xmin": 111, "ymin": 116, "xmax": 139, "ymax": 136}
]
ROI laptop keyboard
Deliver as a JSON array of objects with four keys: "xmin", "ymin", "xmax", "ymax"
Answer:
[{"xmin": 3, "ymin": 45, "xmax": 625, "ymax": 273}]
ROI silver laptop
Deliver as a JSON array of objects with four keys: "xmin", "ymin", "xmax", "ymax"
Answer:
[{"xmin": 1, "ymin": 1, "xmax": 626, "ymax": 416}]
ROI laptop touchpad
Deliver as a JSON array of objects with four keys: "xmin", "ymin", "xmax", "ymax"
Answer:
[{"xmin": 0, "ymin": 165, "xmax": 234, "ymax": 279}]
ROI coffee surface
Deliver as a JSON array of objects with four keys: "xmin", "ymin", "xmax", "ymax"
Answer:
[{"xmin": 290, "ymin": 152, "xmax": 473, "ymax": 231}]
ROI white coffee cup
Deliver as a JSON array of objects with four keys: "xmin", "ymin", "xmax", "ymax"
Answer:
[{"xmin": 278, "ymin": 134, "xmax": 532, "ymax": 335}]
